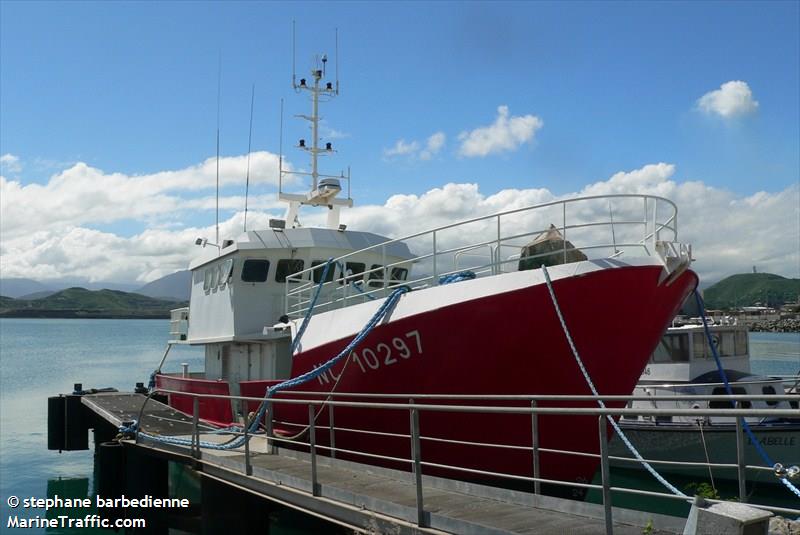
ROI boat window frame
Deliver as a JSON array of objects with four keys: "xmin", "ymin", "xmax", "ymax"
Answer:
[
  {"xmin": 276, "ymin": 259, "xmax": 306, "ymax": 283},
  {"xmin": 203, "ymin": 268, "xmax": 212, "ymax": 291},
  {"xmin": 390, "ymin": 267, "xmax": 409, "ymax": 283},
  {"xmin": 651, "ymin": 332, "xmax": 689, "ymax": 363},
  {"xmin": 311, "ymin": 260, "xmax": 336, "ymax": 284},
  {"xmin": 241, "ymin": 259, "xmax": 271, "ymax": 283},
  {"xmin": 338, "ymin": 262, "xmax": 366, "ymax": 285},
  {"xmin": 368, "ymin": 264, "xmax": 385, "ymax": 288},
  {"xmin": 218, "ymin": 258, "xmax": 235, "ymax": 288}
]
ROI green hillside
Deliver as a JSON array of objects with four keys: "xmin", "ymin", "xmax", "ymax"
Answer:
[
  {"xmin": 704, "ymin": 273, "xmax": 800, "ymax": 309},
  {"xmin": 0, "ymin": 287, "xmax": 185, "ymax": 318}
]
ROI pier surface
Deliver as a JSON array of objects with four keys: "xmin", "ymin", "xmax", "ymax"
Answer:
[{"xmin": 81, "ymin": 392, "xmax": 686, "ymax": 534}]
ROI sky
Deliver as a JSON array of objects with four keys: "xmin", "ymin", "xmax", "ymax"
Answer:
[{"xmin": 0, "ymin": 1, "xmax": 798, "ymax": 286}]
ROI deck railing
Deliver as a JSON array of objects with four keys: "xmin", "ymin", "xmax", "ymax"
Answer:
[
  {"xmin": 285, "ymin": 194, "xmax": 683, "ymax": 319},
  {"xmin": 140, "ymin": 388, "xmax": 800, "ymax": 534}
]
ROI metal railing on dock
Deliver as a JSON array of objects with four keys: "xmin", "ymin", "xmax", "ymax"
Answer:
[{"xmin": 134, "ymin": 388, "xmax": 800, "ymax": 534}]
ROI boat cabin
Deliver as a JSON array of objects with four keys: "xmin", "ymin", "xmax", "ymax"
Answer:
[
  {"xmin": 162, "ymin": 226, "xmax": 414, "ymax": 420},
  {"xmin": 641, "ymin": 324, "xmax": 750, "ymax": 384}
]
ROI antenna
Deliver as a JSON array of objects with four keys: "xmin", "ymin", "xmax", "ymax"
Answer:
[
  {"xmin": 243, "ymin": 83, "xmax": 255, "ymax": 232},
  {"xmin": 335, "ymin": 27, "xmax": 339, "ymax": 95},
  {"xmin": 279, "ymin": 25, "xmax": 352, "ymax": 230},
  {"xmin": 278, "ymin": 98, "xmax": 284, "ymax": 194},
  {"xmin": 215, "ymin": 52, "xmax": 222, "ymax": 252},
  {"xmin": 292, "ymin": 20, "xmax": 297, "ymax": 89}
]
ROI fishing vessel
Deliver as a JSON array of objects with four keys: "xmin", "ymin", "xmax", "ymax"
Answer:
[
  {"xmin": 154, "ymin": 47, "xmax": 698, "ymax": 490},
  {"xmin": 612, "ymin": 323, "xmax": 800, "ymax": 486}
]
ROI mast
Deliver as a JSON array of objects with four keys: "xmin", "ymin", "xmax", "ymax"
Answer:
[{"xmin": 279, "ymin": 28, "xmax": 352, "ymax": 230}]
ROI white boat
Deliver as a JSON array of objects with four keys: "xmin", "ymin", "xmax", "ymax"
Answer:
[{"xmin": 611, "ymin": 323, "xmax": 800, "ymax": 487}]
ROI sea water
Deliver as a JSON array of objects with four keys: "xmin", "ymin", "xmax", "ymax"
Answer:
[
  {"xmin": 0, "ymin": 318, "xmax": 797, "ymax": 533},
  {"xmin": 0, "ymin": 318, "xmax": 336, "ymax": 534}
]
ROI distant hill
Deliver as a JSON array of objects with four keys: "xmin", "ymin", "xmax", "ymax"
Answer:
[
  {"xmin": 0, "ymin": 287, "xmax": 185, "ymax": 318},
  {"xmin": 136, "ymin": 270, "xmax": 191, "ymax": 301},
  {"xmin": 0, "ymin": 277, "xmax": 141, "ymax": 298},
  {"xmin": 704, "ymin": 273, "xmax": 800, "ymax": 309},
  {"xmin": 17, "ymin": 290, "xmax": 57, "ymax": 300},
  {"xmin": 0, "ymin": 278, "xmax": 51, "ymax": 298}
]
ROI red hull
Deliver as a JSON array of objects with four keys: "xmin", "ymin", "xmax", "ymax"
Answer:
[{"xmin": 159, "ymin": 265, "xmax": 697, "ymax": 489}]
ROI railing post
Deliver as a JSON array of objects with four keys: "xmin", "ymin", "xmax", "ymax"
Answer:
[
  {"xmin": 735, "ymin": 402, "xmax": 747, "ymax": 503},
  {"xmin": 192, "ymin": 397, "xmax": 200, "ymax": 459},
  {"xmin": 410, "ymin": 400, "xmax": 425, "ymax": 527},
  {"xmin": 562, "ymin": 202, "xmax": 567, "ymax": 264},
  {"xmin": 329, "ymin": 403, "xmax": 336, "ymax": 459},
  {"xmin": 496, "ymin": 215, "xmax": 501, "ymax": 275},
  {"xmin": 598, "ymin": 415, "xmax": 612, "ymax": 535},
  {"xmin": 243, "ymin": 417, "xmax": 252, "ymax": 476},
  {"xmin": 531, "ymin": 400, "xmax": 541, "ymax": 495},
  {"xmin": 653, "ymin": 199, "xmax": 659, "ymax": 247},
  {"xmin": 265, "ymin": 399, "xmax": 275, "ymax": 454},
  {"xmin": 381, "ymin": 245, "xmax": 387, "ymax": 298},
  {"xmin": 309, "ymin": 404, "xmax": 319, "ymax": 496},
  {"xmin": 432, "ymin": 231, "xmax": 438, "ymax": 284}
]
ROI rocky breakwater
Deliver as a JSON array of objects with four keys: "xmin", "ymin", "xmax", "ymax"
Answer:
[{"xmin": 749, "ymin": 318, "xmax": 800, "ymax": 333}]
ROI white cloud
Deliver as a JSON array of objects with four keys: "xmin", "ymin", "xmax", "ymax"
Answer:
[
  {"xmin": 1, "ymin": 159, "xmax": 796, "ymax": 286},
  {"xmin": 384, "ymin": 131, "xmax": 446, "ymax": 160},
  {"xmin": 420, "ymin": 132, "xmax": 446, "ymax": 160},
  {"xmin": 0, "ymin": 151, "xmax": 285, "ymax": 240},
  {"xmin": 383, "ymin": 139, "xmax": 420, "ymax": 157},
  {"xmin": 320, "ymin": 121, "xmax": 349, "ymax": 140},
  {"xmin": 458, "ymin": 106, "xmax": 543, "ymax": 157},
  {"xmin": 696, "ymin": 81, "xmax": 759, "ymax": 118},
  {"xmin": 1, "ymin": 153, "xmax": 22, "ymax": 174}
]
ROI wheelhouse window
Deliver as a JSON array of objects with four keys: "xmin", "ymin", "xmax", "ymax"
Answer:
[
  {"xmin": 276, "ymin": 259, "xmax": 305, "ymax": 283},
  {"xmin": 219, "ymin": 258, "xmax": 234, "ymax": 286},
  {"xmin": 692, "ymin": 331, "xmax": 740, "ymax": 359},
  {"xmin": 650, "ymin": 333, "xmax": 689, "ymax": 363},
  {"xmin": 391, "ymin": 267, "xmax": 409, "ymax": 283},
  {"xmin": 210, "ymin": 265, "xmax": 220, "ymax": 287},
  {"xmin": 311, "ymin": 260, "xmax": 336, "ymax": 284},
  {"xmin": 368, "ymin": 264, "xmax": 385, "ymax": 288},
  {"xmin": 339, "ymin": 262, "xmax": 365, "ymax": 285},
  {"xmin": 203, "ymin": 268, "xmax": 212, "ymax": 291},
  {"xmin": 241, "ymin": 259, "xmax": 270, "ymax": 283}
]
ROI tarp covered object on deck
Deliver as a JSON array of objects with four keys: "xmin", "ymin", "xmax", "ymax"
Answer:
[{"xmin": 518, "ymin": 224, "xmax": 588, "ymax": 270}]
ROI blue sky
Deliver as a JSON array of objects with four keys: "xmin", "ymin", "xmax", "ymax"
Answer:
[{"xmin": 1, "ymin": 1, "xmax": 798, "ymax": 284}]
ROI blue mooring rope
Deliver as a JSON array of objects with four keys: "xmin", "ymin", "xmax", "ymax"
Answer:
[
  {"xmin": 541, "ymin": 265, "xmax": 688, "ymax": 498},
  {"xmin": 694, "ymin": 291, "xmax": 800, "ymax": 500},
  {"xmin": 439, "ymin": 271, "xmax": 477, "ymax": 285}
]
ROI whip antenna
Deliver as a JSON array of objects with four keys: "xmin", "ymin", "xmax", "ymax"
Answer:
[
  {"xmin": 278, "ymin": 98, "xmax": 284, "ymax": 196},
  {"xmin": 335, "ymin": 27, "xmax": 339, "ymax": 94},
  {"xmin": 215, "ymin": 52, "xmax": 222, "ymax": 252},
  {"xmin": 243, "ymin": 83, "xmax": 255, "ymax": 232},
  {"xmin": 292, "ymin": 20, "xmax": 297, "ymax": 90}
]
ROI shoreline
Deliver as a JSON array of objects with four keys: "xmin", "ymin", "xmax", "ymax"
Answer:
[{"xmin": 0, "ymin": 310, "xmax": 171, "ymax": 319}]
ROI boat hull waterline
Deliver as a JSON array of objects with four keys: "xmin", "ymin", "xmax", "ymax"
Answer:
[{"xmin": 159, "ymin": 262, "xmax": 697, "ymax": 489}]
